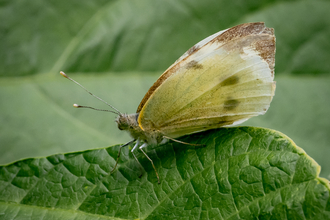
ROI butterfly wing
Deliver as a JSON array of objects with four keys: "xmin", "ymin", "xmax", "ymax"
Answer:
[{"xmin": 137, "ymin": 22, "xmax": 276, "ymax": 138}]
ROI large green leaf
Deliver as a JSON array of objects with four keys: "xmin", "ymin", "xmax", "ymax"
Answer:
[
  {"xmin": 1, "ymin": 0, "xmax": 330, "ymax": 76},
  {"xmin": 0, "ymin": 127, "xmax": 329, "ymax": 219}
]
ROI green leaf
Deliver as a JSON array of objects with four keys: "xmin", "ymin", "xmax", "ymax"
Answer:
[
  {"xmin": 2, "ymin": 0, "xmax": 330, "ymax": 76},
  {"xmin": 0, "ymin": 127, "xmax": 329, "ymax": 219}
]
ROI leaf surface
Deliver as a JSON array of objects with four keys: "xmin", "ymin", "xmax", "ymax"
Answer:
[{"xmin": 0, "ymin": 127, "xmax": 329, "ymax": 219}]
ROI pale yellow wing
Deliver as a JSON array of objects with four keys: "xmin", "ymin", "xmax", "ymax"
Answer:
[{"xmin": 138, "ymin": 22, "xmax": 275, "ymax": 138}]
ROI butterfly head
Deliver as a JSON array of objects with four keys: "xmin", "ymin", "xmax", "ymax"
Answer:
[{"xmin": 116, "ymin": 113, "xmax": 140, "ymax": 130}]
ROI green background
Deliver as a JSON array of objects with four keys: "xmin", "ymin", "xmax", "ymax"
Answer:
[{"xmin": 1, "ymin": 0, "xmax": 330, "ymax": 181}]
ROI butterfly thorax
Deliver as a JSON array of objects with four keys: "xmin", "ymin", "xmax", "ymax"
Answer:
[{"xmin": 116, "ymin": 113, "xmax": 163, "ymax": 145}]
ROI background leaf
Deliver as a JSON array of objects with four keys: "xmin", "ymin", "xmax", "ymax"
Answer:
[
  {"xmin": 1, "ymin": 0, "xmax": 330, "ymax": 181},
  {"xmin": 0, "ymin": 128, "xmax": 329, "ymax": 219}
]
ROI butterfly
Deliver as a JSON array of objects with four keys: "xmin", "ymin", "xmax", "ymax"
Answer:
[{"xmin": 61, "ymin": 22, "xmax": 276, "ymax": 184}]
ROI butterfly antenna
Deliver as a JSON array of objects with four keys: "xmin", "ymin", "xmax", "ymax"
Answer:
[
  {"xmin": 60, "ymin": 71, "xmax": 121, "ymax": 115},
  {"xmin": 73, "ymin": 104, "xmax": 119, "ymax": 115}
]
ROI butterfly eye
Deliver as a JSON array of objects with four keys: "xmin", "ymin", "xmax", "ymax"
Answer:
[
  {"xmin": 117, "ymin": 125, "xmax": 124, "ymax": 130},
  {"xmin": 116, "ymin": 115, "xmax": 129, "ymax": 131}
]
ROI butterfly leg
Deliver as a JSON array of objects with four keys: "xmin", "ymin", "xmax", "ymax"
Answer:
[
  {"xmin": 139, "ymin": 143, "xmax": 160, "ymax": 184},
  {"xmin": 110, "ymin": 139, "xmax": 135, "ymax": 174},
  {"xmin": 131, "ymin": 139, "xmax": 144, "ymax": 178},
  {"xmin": 131, "ymin": 139, "xmax": 140, "ymax": 152},
  {"xmin": 163, "ymin": 135, "xmax": 205, "ymax": 147}
]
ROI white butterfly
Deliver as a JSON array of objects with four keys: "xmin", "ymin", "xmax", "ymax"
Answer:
[{"xmin": 61, "ymin": 22, "xmax": 276, "ymax": 183}]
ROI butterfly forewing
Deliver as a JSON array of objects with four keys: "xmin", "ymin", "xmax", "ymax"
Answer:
[{"xmin": 138, "ymin": 22, "xmax": 275, "ymax": 138}]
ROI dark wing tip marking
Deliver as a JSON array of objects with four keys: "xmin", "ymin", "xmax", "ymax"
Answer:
[
  {"xmin": 212, "ymin": 22, "xmax": 266, "ymax": 44},
  {"xmin": 253, "ymin": 36, "xmax": 276, "ymax": 77}
]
